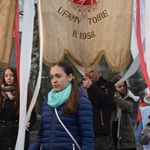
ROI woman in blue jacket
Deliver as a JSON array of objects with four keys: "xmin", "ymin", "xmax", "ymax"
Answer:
[{"xmin": 29, "ymin": 60, "xmax": 94, "ymax": 150}]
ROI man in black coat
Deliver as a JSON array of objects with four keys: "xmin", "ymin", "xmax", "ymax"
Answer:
[{"xmin": 83, "ymin": 65, "xmax": 114, "ymax": 150}]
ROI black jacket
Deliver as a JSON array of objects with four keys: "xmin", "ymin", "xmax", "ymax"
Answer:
[
  {"xmin": 0, "ymin": 98, "xmax": 36, "ymax": 150},
  {"xmin": 87, "ymin": 76, "xmax": 114, "ymax": 135}
]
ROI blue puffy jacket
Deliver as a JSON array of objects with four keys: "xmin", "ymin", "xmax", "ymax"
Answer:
[{"xmin": 29, "ymin": 86, "xmax": 94, "ymax": 150}]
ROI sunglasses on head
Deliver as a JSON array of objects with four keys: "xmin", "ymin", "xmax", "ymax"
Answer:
[{"xmin": 148, "ymin": 115, "xmax": 150, "ymax": 119}]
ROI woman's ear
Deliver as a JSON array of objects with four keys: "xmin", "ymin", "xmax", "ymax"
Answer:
[{"xmin": 68, "ymin": 74, "xmax": 73, "ymax": 82}]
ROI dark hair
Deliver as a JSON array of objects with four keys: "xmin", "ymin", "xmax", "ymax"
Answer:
[
  {"xmin": 0, "ymin": 66, "xmax": 37, "ymax": 115},
  {"xmin": 111, "ymin": 74, "xmax": 128, "ymax": 96},
  {"xmin": 111, "ymin": 74, "xmax": 121, "ymax": 85},
  {"xmin": 51, "ymin": 61, "xmax": 79, "ymax": 115}
]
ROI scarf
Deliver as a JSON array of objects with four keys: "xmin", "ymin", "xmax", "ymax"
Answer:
[
  {"xmin": 143, "ymin": 97, "xmax": 150, "ymax": 105},
  {"xmin": 47, "ymin": 84, "xmax": 72, "ymax": 108},
  {"xmin": 1, "ymin": 84, "xmax": 15, "ymax": 100}
]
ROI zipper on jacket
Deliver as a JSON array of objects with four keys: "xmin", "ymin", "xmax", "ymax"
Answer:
[
  {"xmin": 100, "ymin": 110, "xmax": 104, "ymax": 127},
  {"xmin": 72, "ymin": 143, "xmax": 75, "ymax": 150}
]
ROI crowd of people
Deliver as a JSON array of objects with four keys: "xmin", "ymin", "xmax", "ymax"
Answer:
[{"xmin": 0, "ymin": 61, "xmax": 150, "ymax": 150}]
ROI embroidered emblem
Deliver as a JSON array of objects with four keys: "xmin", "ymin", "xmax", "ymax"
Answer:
[{"xmin": 68, "ymin": 0, "xmax": 100, "ymax": 18}]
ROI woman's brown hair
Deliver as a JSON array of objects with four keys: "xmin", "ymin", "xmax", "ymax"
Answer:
[
  {"xmin": 51, "ymin": 61, "xmax": 79, "ymax": 115},
  {"xmin": 111, "ymin": 74, "xmax": 128, "ymax": 97}
]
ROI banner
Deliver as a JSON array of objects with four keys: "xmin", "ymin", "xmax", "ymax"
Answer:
[
  {"xmin": 15, "ymin": 0, "xmax": 35, "ymax": 149},
  {"xmin": 39, "ymin": 0, "xmax": 133, "ymax": 73},
  {"xmin": 0, "ymin": 0, "xmax": 17, "ymax": 68},
  {"xmin": 145, "ymin": 0, "xmax": 150, "ymax": 90},
  {"xmin": 136, "ymin": 0, "xmax": 150, "ymax": 89}
]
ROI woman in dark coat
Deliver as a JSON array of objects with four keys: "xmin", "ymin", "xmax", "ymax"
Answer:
[
  {"xmin": 0, "ymin": 66, "xmax": 37, "ymax": 150},
  {"xmin": 111, "ymin": 75, "xmax": 137, "ymax": 150}
]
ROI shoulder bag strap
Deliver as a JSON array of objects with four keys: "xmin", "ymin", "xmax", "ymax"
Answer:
[{"xmin": 54, "ymin": 108, "xmax": 81, "ymax": 150}]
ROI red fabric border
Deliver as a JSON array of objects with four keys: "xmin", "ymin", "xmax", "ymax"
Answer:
[
  {"xmin": 14, "ymin": 2, "xmax": 20, "ymax": 87},
  {"xmin": 136, "ymin": 0, "xmax": 150, "ymax": 89}
]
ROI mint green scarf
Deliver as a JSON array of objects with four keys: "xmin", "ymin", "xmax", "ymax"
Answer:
[
  {"xmin": 144, "ymin": 97, "xmax": 150, "ymax": 105},
  {"xmin": 47, "ymin": 84, "xmax": 72, "ymax": 108}
]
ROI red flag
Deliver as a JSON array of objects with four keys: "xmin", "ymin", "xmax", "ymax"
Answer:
[{"xmin": 136, "ymin": 0, "xmax": 150, "ymax": 89}]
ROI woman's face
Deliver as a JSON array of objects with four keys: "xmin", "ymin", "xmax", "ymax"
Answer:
[
  {"xmin": 145, "ymin": 92, "xmax": 150, "ymax": 100},
  {"xmin": 50, "ymin": 66, "xmax": 73, "ymax": 92},
  {"xmin": 4, "ymin": 69, "xmax": 14, "ymax": 85},
  {"xmin": 115, "ymin": 82, "xmax": 126, "ymax": 95}
]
